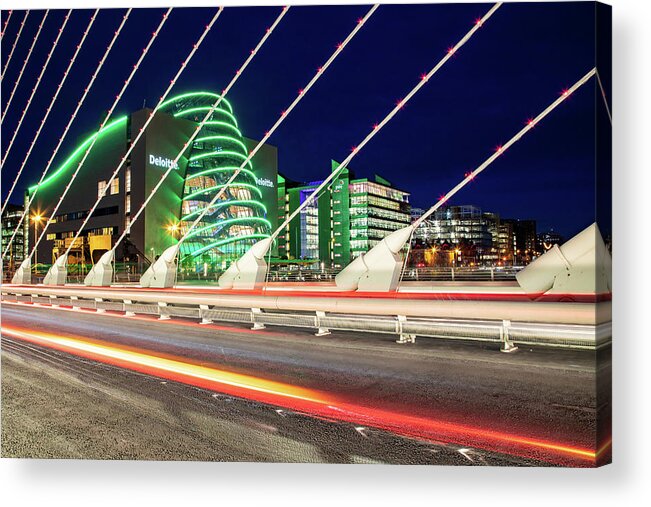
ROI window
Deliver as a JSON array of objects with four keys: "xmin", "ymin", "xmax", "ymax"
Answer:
[
  {"xmin": 98, "ymin": 180, "xmax": 107, "ymax": 199},
  {"xmin": 125, "ymin": 168, "xmax": 131, "ymax": 193},
  {"xmin": 125, "ymin": 194, "xmax": 131, "ymax": 214},
  {"xmin": 110, "ymin": 177, "xmax": 120, "ymax": 195}
]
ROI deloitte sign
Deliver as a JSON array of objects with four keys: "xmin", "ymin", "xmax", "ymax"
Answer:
[
  {"xmin": 149, "ymin": 154, "xmax": 179, "ymax": 170},
  {"xmin": 255, "ymin": 177, "xmax": 274, "ymax": 188}
]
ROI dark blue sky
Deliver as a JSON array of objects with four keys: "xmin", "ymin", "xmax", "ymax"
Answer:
[{"xmin": 1, "ymin": 3, "xmax": 611, "ymax": 238}]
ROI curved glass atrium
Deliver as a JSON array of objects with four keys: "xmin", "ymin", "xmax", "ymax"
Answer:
[{"xmin": 159, "ymin": 92, "xmax": 271, "ymax": 268}]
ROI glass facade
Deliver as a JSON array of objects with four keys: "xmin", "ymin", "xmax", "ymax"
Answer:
[
  {"xmin": 279, "ymin": 161, "xmax": 410, "ymax": 269},
  {"xmin": 158, "ymin": 93, "xmax": 271, "ymax": 268}
]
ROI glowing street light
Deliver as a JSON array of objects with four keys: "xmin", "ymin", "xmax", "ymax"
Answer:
[{"xmin": 30, "ymin": 213, "xmax": 46, "ymax": 268}]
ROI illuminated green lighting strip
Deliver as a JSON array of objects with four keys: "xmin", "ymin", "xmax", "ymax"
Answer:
[
  {"xmin": 27, "ymin": 117, "xmax": 128, "ymax": 192},
  {"xmin": 187, "ymin": 166, "xmax": 257, "ymax": 183},
  {"xmin": 188, "ymin": 150, "xmax": 253, "ymax": 169},
  {"xmin": 184, "ymin": 182, "xmax": 262, "ymax": 201},
  {"xmin": 193, "ymin": 135, "xmax": 248, "ymax": 155},
  {"xmin": 160, "ymin": 91, "xmax": 233, "ymax": 114},
  {"xmin": 184, "ymin": 216, "xmax": 272, "ymax": 240},
  {"xmin": 202, "ymin": 121, "xmax": 243, "ymax": 138},
  {"xmin": 174, "ymin": 106, "xmax": 238, "ymax": 128},
  {"xmin": 181, "ymin": 199, "xmax": 267, "ymax": 222},
  {"xmin": 184, "ymin": 233, "xmax": 271, "ymax": 258}
]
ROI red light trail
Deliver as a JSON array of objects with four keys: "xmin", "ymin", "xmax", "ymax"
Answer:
[{"xmin": 2, "ymin": 323, "xmax": 609, "ymax": 466}]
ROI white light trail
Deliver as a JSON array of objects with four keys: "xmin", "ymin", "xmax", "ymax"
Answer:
[
  {"xmin": 171, "ymin": 5, "xmax": 379, "ymax": 253},
  {"xmin": 0, "ymin": 10, "xmax": 13, "ymax": 40},
  {"xmin": 1, "ymin": 10, "xmax": 48, "ymax": 124},
  {"xmin": 1, "ymin": 9, "xmax": 132, "ymax": 261},
  {"xmin": 1, "ymin": 10, "xmax": 26, "ymax": 80},
  {"xmin": 64, "ymin": 7, "xmax": 230, "ymax": 259},
  {"xmin": 23, "ymin": 8, "xmax": 173, "ymax": 263},
  {"xmin": 268, "ymin": 3, "xmax": 502, "ymax": 244},
  {"xmin": 1, "ymin": 10, "xmax": 72, "ymax": 168},
  {"xmin": 1, "ymin": 10, "xmax": 98, "ymax": 214},
  {"xmin": 413, "ymin": 68, "xmax": 597, "ymax": 228}
]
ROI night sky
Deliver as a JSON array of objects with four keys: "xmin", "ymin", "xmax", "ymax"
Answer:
[{"xmin": 0, "ymin": 3, "xmax": 611, "ymax": 238}]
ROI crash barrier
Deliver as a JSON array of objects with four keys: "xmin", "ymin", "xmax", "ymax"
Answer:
[{"xmin": 1, "ymin": 286, "xmax": 611, "ymax": 353}]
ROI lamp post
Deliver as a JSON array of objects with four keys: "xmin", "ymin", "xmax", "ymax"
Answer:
[{"xmin": 30, "ymin": 213, "xmax": 45, "ymax": 270}]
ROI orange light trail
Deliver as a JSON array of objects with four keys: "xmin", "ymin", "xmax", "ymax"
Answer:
[{"xmin": 1, "ymin": 323, "xmax": 608, "ymax": 466}]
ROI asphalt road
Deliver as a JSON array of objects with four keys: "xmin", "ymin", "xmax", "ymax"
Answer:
[{"xmin": 0, "ymin": 302, "xmax": 611, "ymax": 465}]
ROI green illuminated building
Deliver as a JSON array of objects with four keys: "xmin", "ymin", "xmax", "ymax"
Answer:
[
  {"xmin": 25, "ymin": 92, "xmax": 277, "ymax": 270},
  {"xmin": 277, "ymin": 161, "xmax": 411, "ymax": 269}
]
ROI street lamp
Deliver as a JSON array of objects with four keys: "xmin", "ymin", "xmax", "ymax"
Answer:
[{"xmin": 30, "ymin": 213, "xmax": 45, "ymax": 268}]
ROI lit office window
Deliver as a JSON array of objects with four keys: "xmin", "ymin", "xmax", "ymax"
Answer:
[
  {"xmin": 125, "ymin": 168, "xmax": 131, "ymax": 193},
  {"xmin": 98, "ymin": 180, "xmax": 107, "ymax": 198},
  {"xmin": 110, "ymin": 178, "xmax": 120, "ymax": 195},
  {"xmin": 125, "ymin": 194, "xmax": 131, "ymax": 214}
]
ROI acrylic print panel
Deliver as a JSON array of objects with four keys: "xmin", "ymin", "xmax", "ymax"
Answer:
[{"xmin": 0, "ymin": 2, "xmax": 611, "ymax": 467}]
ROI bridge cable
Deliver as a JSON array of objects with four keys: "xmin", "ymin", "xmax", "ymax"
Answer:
[
  {"xmin": 63, "ymin": 7, "xmax": 232, "ymax": 261},
  {"xmin": 1, "ymin": 10, "xmax": 27, "ymax": 80},
  {"xmin": 172, "ymin": 5, "xmax": 379, "ymax": 264},
  {"xmin": 259, "ymin": 1, "xmax": 501, "ymax": 287},
  {"xmin": 1, "ymin": 9, "xmax": 132, "ymax": 261},
  {"xmin": 1, "ymin": 10, "xmax": 71, "ymax": 171},
  {"xmin": 21, "ymin": 8, "xmax": 173, "ymax": 265},
  {"xmin": 1, "ymin": 10, "xmax": 48, "ymax": 124},
  {"xmin": 1, "ymin": 10, "xmax": 98, "ymax": 214}
]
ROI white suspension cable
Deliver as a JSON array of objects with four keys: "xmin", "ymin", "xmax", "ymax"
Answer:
[
  {"xmin": 1, "ymin": 10, "xmax": 48, "ymax": 124},
  {"xmin": 0, "ymin": 9, "xmax": 13, "ymax": 40},
  {"xmin": 24, "ymin": 8, "xmax": 173, "ymax": 263},
  {"xmin": 172, "ymin": 5, "xmax": 379, "ymax": 256},
  {"xmin": 64, "ymin": 6, "xmax": 230, "ymax": 259},
  {"xmin": 1, "ymin": 10, "xmax": 97, "ymax": 214},
  {"xmin": 595, "ymin": 68, "xmax": 612, "ymax": 124},
  {"xmin": 413, "ymin": 68, "xmax": 597, "ymax": 228},
  {"xmin": 1, "ymin": 10, "xmax": 72, "ymax": 169},
  {"xmin": 269, "ymin": 2, "xmax": 502, "ymax": 244},
  {"xmin": 1, "ymin": 10, "xmax": 26, "ymax": 81},
  {"xmin": 2, "ymin": 9, "xmax": 132, "ymax": 261}
]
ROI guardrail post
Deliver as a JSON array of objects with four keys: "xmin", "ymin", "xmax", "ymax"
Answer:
[
  {"xmin": 70, "ymin": 295, "xmax": 80, "ymax": 311},
  {"xmin": 251, "ymin": 308, "xmax": 266, "ymax": 330},
  {"xmin": 396, "ymin": 315, "xmax": 416, "ymax": 344},
  {"xmin": 123, "ymin": 300, "xmax": 135, "ymax": 317},
  {"xmin": 451, "ymin": 268, "xmax": 455, "ymax": 281},
  {"xmin": 315, "ymin": 310, "xmax": 331, "ymax": 336},
  {"xmin": 95, "ymin": 297, "xmax": 105, "ymax": 313},
  {"xmin": 51, "ymin": 295, "xmax": 59, "ymax": 307},
  {"xmin": 490, "ymin": 268, "xmax": 495, "ymax": 281},
  {"xmin": 500, "ymin": 319, "xmax": 518, "ymax": 353},
  {"xmin": 158, "ymin": 302, "xmax": 171, "ymax": 320},
  {"xmin": 199, "ymin": 304, "xmax": 212, "ymax": 325}
]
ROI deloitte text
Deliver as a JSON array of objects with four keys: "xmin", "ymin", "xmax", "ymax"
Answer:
[{"xmin": 149, "ymin": 154, "xmax": 179, "ymax": 170}]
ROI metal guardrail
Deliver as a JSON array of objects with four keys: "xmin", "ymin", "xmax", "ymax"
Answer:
[{"xmin": 1, "ymin": 291, "xmax": 610, "ymax": 352}]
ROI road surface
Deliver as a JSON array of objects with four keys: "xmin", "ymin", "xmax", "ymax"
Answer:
[{"xmin": 1, "ymin": 302, "xmax": 611, "ymax": 465}]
